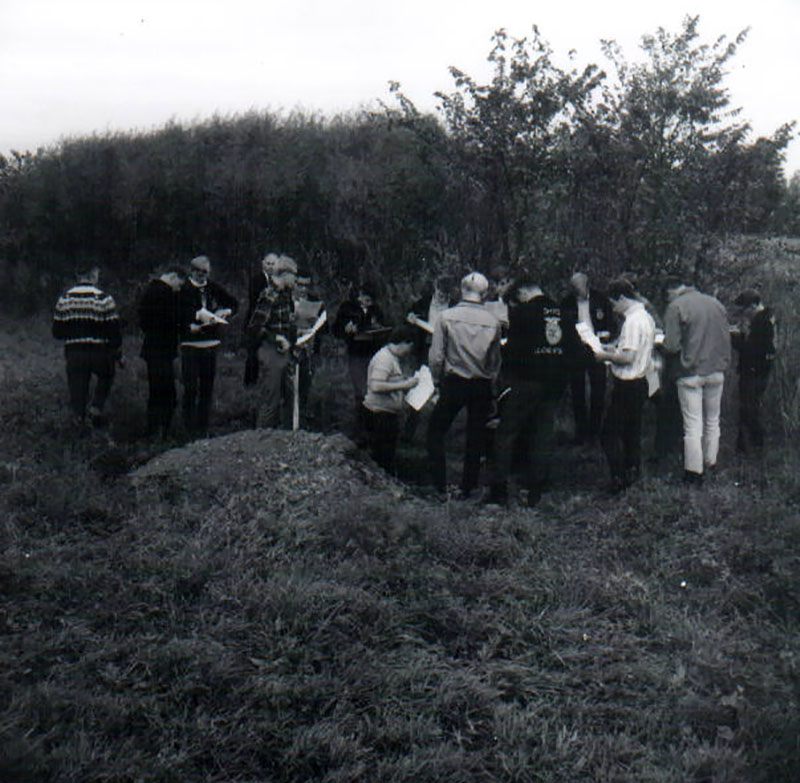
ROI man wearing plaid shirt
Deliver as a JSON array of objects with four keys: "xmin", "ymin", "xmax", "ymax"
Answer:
[{"xmin": 246, "ymin": 255, "xmax": 298, "ymax": 428}]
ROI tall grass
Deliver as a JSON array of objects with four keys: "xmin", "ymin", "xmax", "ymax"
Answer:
[{"xmin": 2, "ymin": 238, "xmax": 800, "ymax": 782}]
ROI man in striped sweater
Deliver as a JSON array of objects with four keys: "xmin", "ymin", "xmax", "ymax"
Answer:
[{"xmin": 52, "ymin": 266, "xmax": 122, "ymax": 428}]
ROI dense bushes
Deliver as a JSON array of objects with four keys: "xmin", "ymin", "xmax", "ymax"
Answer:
[{"xmin": 0, "ymin": 16, "xmax": 797, "ymax": 318}]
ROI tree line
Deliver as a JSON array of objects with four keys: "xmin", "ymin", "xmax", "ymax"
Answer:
[{"xmin": 0, "ymin": 16, "xmax": 796, "ymax": 314}]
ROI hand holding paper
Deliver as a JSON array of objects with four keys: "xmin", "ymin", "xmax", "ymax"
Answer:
[{"xmin": 405, "ymin": 365, "xmax": 435, "ymax": 411}]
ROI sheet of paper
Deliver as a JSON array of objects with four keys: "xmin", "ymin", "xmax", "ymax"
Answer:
[
  {"xmin": 296, "ymin": 309, "xmax": 327, "ymax": 346},
  {"xmin": 405, "ymin": 365, "xmax": 435, "ymax": 411},
  {"xmin": 197, "ymin": 307, "xmax": 228, "ymax": 325}
]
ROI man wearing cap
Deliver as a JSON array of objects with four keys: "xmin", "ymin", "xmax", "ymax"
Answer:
[
  {"xmin": 178, "ymin": 255, "xmax": 239, "ymax": 436},
  {"xmin": 663, "ymin": 276, "xmax": 731, "ymax": 483},
  {"xmin": 245, "ymin": 255, "xmax": 298, "ymax": 428},
  {"xmin": 427, "ymin": 271, "xmax": 503, "ymax": 499},
  {"xmin": 730, "ymin": 289, "xmax": 776, "ymax": 453}
]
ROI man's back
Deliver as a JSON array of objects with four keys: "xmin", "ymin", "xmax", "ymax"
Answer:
[
  {"xmin": 429, "ymin": 301, "xmax": 501, "ymax": 381},
  {"xmin": 664, "ymin": 288, "xmax": 731, "ymax": 376}
]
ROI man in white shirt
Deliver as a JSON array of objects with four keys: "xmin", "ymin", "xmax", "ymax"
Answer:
[
  {"xmin": 594, "ymin": 278, "xmax": 656, "ymax": 492},
  {"xmin": 561, "ymin": 271, "xmax": 615, "ymax": 444}
]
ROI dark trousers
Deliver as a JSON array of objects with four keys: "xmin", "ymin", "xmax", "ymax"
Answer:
[
  {"xmin": 348, "ymin": 353, "xmax": 372, "ymax": 437},
  {"xmin": 738, "ymin": 374, "xmax": 769, "ymax": 452},
  {"xmin": 181, "ymin": 346, "xmax": 217, "ymax": 434},
  {"xmin": 365, "ymin": 408, "xmax": 400, "ymax": 472},
  {"xmin": 64, "ymin": 344, "xmax": 115, "ymax": 420},
  {"xmin": 490, "ymin": 380, "xmax": 562, "ymax": 492},
  {"xmin": 426, "ymin": 375, "xmax": 492, "ymax": 494},
  {"xmin": 569, "ymin": 357, "xmax": 607, "ymax": 441},
  {"xmin": 601, "ymin": 377, "xmax": 648, "ymax": 484},
  {"xmin": 145, "ymin": 354, "xmax": 177, "ymax": 436}
]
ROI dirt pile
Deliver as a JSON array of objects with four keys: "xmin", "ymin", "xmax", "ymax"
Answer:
[{"xmin": 129, "ymin": 428, "xmax": 413, "ymax": 513}]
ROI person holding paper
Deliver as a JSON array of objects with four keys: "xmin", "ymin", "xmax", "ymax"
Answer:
[
  {"xmin": 404, "ymin": 274, "xmax": 456, "ymax": 441},
  {"xmin": 178, "ymin": 255, "xmax": 238, "ymax": 437},
  {"xmin": 243, "ymin": 253, "xmax": 280, "ymax": 386},
  {"xmin": 594, "ymin": 278, "xmax": 656, "ymax": 493},
  {"xmin": 484, "ymin": 276, "xmax": 570, "ymax": 507},
  {"xmin": 561, "ymin": 271, "xmax": 615, "ymax": 444},
  {"xmin": 332, "ymin": 281, "xmax": 386, "ymax": 439},
  {"xmin": 362, "ymin": 325, "xmax": 419, "ymax": 472}
]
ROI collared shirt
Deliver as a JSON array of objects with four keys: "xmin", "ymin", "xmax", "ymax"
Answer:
[
  {"xmin": 428, "ymin": 300, "xmax": 502, "ymax": 382},
  {"xmin": 612, "ymin": 302, "xmax": 656, "ymax": 381},
  {"xmin": 250, "ymin": 283, "xmax": 296, "ymax": 342},
  {"xmin": 664, "ymin": 287, "xmax": 731, "ymax": 377}
]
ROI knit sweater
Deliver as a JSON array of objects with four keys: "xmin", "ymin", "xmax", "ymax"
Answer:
[{"xmin": 52, "ymin": 283, "xmax": 122, "ymax": 349}]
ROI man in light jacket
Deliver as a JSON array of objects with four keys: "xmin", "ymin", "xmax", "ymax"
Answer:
[
  {"xmin": 427, "ymin": 271, "xmax": 502, "ymax": 499},
  {"xmin": 663, "ymin": 276, "xmax": 731, "ymax": 484}
]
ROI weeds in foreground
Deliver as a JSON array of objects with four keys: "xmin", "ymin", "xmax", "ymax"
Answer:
[{"xmin": 1, "ymin": 314, "xmax": 799, "ymax": 782}]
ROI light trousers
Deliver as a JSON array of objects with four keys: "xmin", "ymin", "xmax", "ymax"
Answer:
[{"xmin": 676, "ymin": 372, "xmax": 725, "ymax": 474}]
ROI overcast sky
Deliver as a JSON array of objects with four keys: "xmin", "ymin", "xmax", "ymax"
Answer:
[{"xmin": 2, "ymin": 0, "xmax": 798, "ymax": 177}]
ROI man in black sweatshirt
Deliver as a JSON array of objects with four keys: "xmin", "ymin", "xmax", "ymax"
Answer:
[
  {"xmin": 485, "ymin": 275, "xmax": 572, "ymax": 506},
  {"xmin": 730, "ymin": 289, "xmax": 776, "ymax": 453},
  {"xmin": 138, "ymin": 268, "xmax": 185, "ymax": 438}
]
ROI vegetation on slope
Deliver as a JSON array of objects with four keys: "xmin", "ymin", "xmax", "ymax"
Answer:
[{"xmin": 2, "ymin": 253, "xmax": 799, "ymax": 781}]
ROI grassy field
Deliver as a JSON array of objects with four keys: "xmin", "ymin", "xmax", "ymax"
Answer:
[{"xmin": 2, "ymin": 245, "xmax": 799, "ymax": 782}]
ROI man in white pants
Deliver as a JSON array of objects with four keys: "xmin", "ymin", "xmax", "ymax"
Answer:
[{"xmin": 663, "ymin": 276, "xmax": 731, "ymax": 484}]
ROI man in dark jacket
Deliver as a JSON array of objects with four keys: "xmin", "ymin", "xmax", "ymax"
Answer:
[
  {"xmin": 52, "ymin": 265, "xmax": 122, "ymax": 430},
  {"xmin": 332, "ymin": 281, "xmax": 386, "ymax": 437},
  {"xmin": 178, "ymin": 255, "xmax": 238, "ymax": 437},
  {"xmin": 561, "ymin": 272, "xmax": 615, "ymax": 444},
  {"xmin": 731, "ymin": 289, "xmax": 776, "ymax": 453},
  {"xmin": 243, "ymin": 253, "xmax": 280, "ymax": 386},
  {"xmin": 485, "ymin": 276, "xmax": 571, "ymax": 506},
  {"xmin": 138, "ymin": 268, "xmax": 185, "ymax": 438}
]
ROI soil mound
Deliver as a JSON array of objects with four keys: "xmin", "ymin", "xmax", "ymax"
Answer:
[{"xmin": 129, "ymin": 429, "xmax": 411, "ymax": 512}]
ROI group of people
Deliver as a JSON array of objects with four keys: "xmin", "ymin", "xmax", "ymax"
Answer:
[
  {"xmin": 52, "ymin": 253, "xmax": 326, "ymax": 439},
  {"xmin": 52, "ymin": 257, "xmax": 776, "ymax": 505},
  {"xmin": 342, "ymin": 267, "xmax": 775, "ymax": 505}
]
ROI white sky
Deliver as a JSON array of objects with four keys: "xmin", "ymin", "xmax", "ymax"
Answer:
[{"xmin": 2, "ymin": 0, "xmax": 799, "ymax": 177}]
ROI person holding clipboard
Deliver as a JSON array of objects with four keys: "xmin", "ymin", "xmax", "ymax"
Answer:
[{"xmin": 332, "ymin": 281, "xmax": 388, "ymax": 439}]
